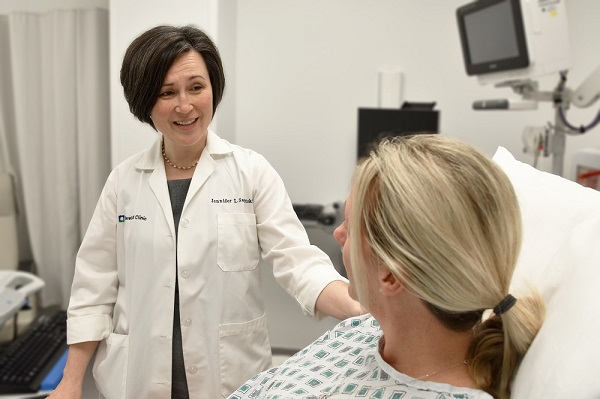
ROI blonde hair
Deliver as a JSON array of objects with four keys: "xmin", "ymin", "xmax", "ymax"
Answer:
[{"xmin": 349, "ymin": 135, "xmax": 544, "ymax": 399}]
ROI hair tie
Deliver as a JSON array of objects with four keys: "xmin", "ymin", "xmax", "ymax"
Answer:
[{"xmin": 493, "ymin": 294, "xmax": 517, "ymax": 316}]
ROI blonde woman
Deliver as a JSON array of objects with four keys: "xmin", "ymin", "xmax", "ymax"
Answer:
[{"xmin": 229, "ymin": 135, "xmax": 544, "ymax": 399}]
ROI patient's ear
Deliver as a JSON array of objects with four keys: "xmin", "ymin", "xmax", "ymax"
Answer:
[{"xmin": 378, "ymin": 264, "xmax": 403, "ymax": 296}]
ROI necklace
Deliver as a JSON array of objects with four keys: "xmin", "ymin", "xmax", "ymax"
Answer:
[
  {"xmin": 379, "ymin": 338, "xmax": 467, "ymax": 381},
  {"xmin": 317, "ymin": 359, "xmax": 468, "ymax": 398},
  {"xmin": 414, "ymin": 359, "xmax": 468, "ymax": 380},
  {"xmin": 161, "ymin": 139, "xmax": 198, "ymax": 170}
]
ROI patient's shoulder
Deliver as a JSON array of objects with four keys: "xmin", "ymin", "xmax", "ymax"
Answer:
[
  {"xmin": 338, "ymin": 313, "xmax": 379, "ymax": 329},
  {"xmin": 327, "ymin": 314, "xmax": 381, "ymax": 339}
]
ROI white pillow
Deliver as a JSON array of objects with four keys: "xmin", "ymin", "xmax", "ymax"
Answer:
[{"xmin": 493, "ymin": 147, "xmax": 600, "ymax": 398}]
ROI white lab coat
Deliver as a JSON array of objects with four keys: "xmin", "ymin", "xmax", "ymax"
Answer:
[{"xmin": 66, "ymin": 131, "xmax": 344, "ymax": 398}]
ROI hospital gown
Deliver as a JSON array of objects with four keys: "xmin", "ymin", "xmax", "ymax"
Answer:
[{"xmin": 228, "ymin": 315, "xmax": 492, "ymax": 399}]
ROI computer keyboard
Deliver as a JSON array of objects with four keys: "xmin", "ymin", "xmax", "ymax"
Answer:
[{"xmin": 0, "ymin": 310, "xmax": 67, "ymax": 394}]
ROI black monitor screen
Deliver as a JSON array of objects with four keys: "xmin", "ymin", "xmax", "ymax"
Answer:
[
  {"xmin": 465, "ymin": 1, "xmax": 519, "ymax": 64},
  {"xmin": 357, "ymin": 108, "xmax": 439, "ymax": 160},
  {"xmin": 457, "ymin": 0, "xmax": 529, "ymax": 75}
]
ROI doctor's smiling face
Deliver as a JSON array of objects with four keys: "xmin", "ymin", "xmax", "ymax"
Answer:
[{"xmin": 150, "ymin": 50, "xmax": 213, "ymax": 150}]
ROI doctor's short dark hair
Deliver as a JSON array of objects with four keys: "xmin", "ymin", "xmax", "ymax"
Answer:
[{"xmin": 120, "ymin": 25, "xmax": 226, "ymax": 130}]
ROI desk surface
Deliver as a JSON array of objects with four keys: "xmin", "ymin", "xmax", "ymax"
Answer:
[{"xmin": 0, "ymin": 393, "xmax": 51, "ymax": 399}]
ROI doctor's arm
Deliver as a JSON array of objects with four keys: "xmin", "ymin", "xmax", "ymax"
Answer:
[
  {"xmin": 45, "ymin": 341, "xmax": 98, "ymax": 399},
  {"xmin": 251, "ymin": 154, "xmax": 362, "ymax": 319},
  {"xmin": 315, "ymin": 280, "xmax": 364, "ymax": 320}
]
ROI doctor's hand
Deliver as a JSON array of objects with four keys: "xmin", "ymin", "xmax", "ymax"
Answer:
[
  {"xmin": 45, "ymin": 379, "xmax": 83, "ymax": 399},
  {"xmin": 45, "ymin": 341, "xmax": 98, "ymax": 399}
]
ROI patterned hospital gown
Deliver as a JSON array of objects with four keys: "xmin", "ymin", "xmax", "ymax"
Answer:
[{"xmin": 228, "ymin": 315, "xmax": 492, "ymax": 399}]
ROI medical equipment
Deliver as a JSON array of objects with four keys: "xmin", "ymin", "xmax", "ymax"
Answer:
[
  {"xmin": 457, "ymin": 0, "xmax": 600, "ymax": 176},
  {"xmin": 0, "ymin": 271, "xmax": 44, "ymax": 328},
  {"xmin": 357, "ymin": 104, "xmax": 439, "ymax": 160},
  {"xmin": 570, "ymin": 147, "xmax": 600, "ymax": 189},
  {"xmin": 456, "ymin": 0, "xmax": 571, "ymax": 86},
  {"xmin": 293, "ymin": 201, "xmax": 345, "ymax": 275},
  {"xmin": 478, "ymin": 64, "xmax": 600, "ymax": 177},
  {"xmin": 293, "ymin": 202, "xmax": 341, "ymax": 233}
]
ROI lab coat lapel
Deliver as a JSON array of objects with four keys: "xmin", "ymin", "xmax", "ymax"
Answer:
[
  {"xmin": 137, "ymin": 139, "xmax": 176, "ymax": 237},
  {"xmin": 149, "ymin": 165, "xmax": 175, "ymax": 237},
  {"xmin": 183, "ymin": 131, "xmax": 231, "ymax": 211},
  {"xmin": 184, "ymin": 150, "xmax": 215, "ymax": 210}
]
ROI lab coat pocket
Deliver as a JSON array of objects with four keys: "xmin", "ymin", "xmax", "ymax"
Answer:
[
  {"xmin": 219, "ymin": 313, "xmax": 272, "ymax": 397},
  {"xmin": 93, "ymin": 332, "xmax": 129, "ymax": 399},
  {"xmin": 217, "ymin": 213, "xmax": 260, "ymax": 271}
]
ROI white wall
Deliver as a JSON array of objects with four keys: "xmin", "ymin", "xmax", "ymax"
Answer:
[
  {"xmin": 109, "ymin": 0, "xmax": 600, "ymax": 199},
  {"xmin": 0, "ymin": 0, "xmax": 107, "ymax": 13},
  {"xmin": 233, "ymin": 0, "xmax": 600, "ymax": 204},
  {"xmin": 8, "ymin": 1, "xmax": 597, "ymax": 217}
]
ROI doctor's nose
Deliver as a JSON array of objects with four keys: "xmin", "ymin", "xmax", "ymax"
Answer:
[{"xmin": 175, "ymin": 95, "xmax": 193, "ymax": 114}]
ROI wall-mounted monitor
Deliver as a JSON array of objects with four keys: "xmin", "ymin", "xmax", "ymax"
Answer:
[
  {"xmin": 456, "ymin": 0, "xmax": 570, "ymax": 85},
  {"xmin": 357, "ymin": 107, "xmax": 439, "ymax": 160}
]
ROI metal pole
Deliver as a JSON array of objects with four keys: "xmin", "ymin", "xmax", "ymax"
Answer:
[{"xmin": 552, "ymin": 107, "xmax": 566, "ymax": 177}]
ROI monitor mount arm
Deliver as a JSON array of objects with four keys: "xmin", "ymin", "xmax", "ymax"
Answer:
[
  {"xmin": 571, "ymin": 64, "xmax": 600, "ymax": 108},
  {"xmin": 477, "ymin": 65, "xmax": 600, "ymax": 176}
]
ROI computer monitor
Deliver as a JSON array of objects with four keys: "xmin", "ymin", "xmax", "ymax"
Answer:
[
  {"xmin": 357, "ymin": 107, "xmax": 439, "ymax": 160},
  {"xmin": 456, "ymin": 0, "xmax": 570, "ymax": 85}
]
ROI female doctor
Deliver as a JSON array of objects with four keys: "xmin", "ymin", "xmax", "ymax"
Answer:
[{"xmin": 48, "ymin": 25, "xmax": 361, "ymax": 399}]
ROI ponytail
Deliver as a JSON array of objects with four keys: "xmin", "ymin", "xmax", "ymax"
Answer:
[{"xmin": 468, "ymin": 291, "xmax": 545, "ymax": 399}]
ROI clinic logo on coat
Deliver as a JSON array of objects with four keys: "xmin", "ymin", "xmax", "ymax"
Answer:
[{"xmin": 118, "ymin": 214, "xmax": 147, "ymax": 222}]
